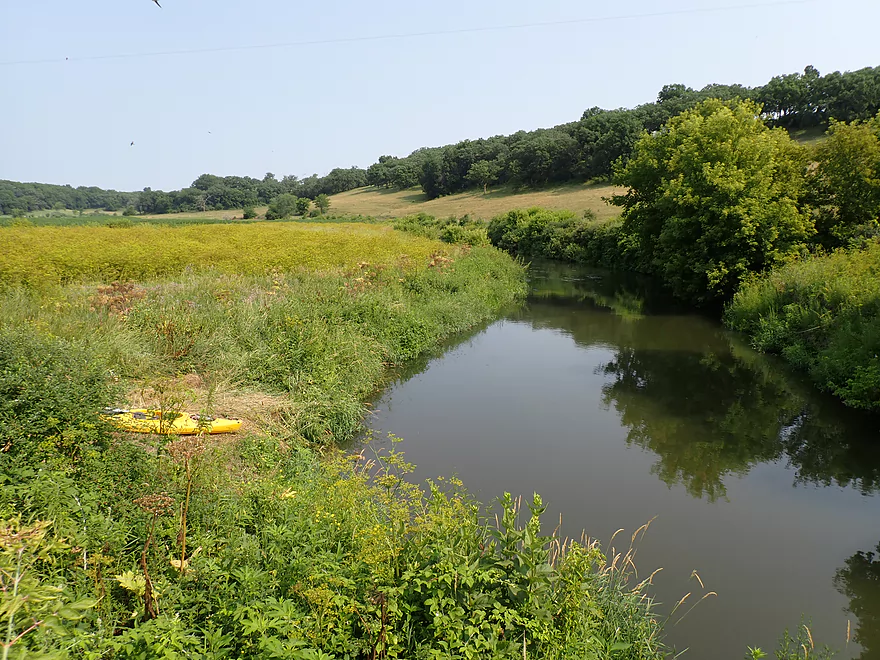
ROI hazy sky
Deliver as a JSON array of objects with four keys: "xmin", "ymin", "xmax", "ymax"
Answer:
[{"xmin": 2, "ymin": 0, "xmax": 878, "ymax": 191}]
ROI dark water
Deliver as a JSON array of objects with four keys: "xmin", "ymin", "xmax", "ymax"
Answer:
[{"xmin": 364, "ymin": 261, "xmax": 880, "ymax": 659}]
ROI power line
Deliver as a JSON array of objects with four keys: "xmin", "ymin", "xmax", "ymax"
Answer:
[{"xmin": 1, "ymin": 0, "xmax": 817, "ymax": 67}]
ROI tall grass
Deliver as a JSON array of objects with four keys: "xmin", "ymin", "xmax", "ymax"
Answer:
[
  {"xmin": 725, "ymin": 240, "xmax": 880, "ymax": 411},
  {"xmin": 0, "ymin": 212, "xmax": 381, "ymax": 228},
  {"xmin": 0, "ymin": 222, "xmax": 436, "ymax": 287},
  {"xmin": 0, "ymin": 228, "xmax": 677, "ymax": 658},
  {"xmin": 0, "ymin": 245, "xmax": 525, "ymax": 444}
]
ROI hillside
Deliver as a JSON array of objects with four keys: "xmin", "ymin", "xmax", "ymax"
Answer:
[{"xmin": 329, "ymin": 182, "xmax": 624, "ymax": 221}]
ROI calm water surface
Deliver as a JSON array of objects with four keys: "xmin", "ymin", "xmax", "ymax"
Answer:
[{"xmin": 365, "ymin": 261, "xmax": 880, "ymax": 659}]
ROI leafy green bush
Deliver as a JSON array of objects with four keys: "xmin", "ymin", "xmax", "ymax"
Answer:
[
  {"xmin": 394, "ymin": 213, "xmax": 491, "ymax": 246},
  {"xmin": 487, "ymin": 207, "xmax": 634, "ymax": 269},
  {"xmin": 266, "ymin": 193, "xmax": 299, "ymax": 220},
  {"xmin": 0, "ymin": 329, "xmax": 117, "ymax": 464},
  {"xmin": 242, "ymin": 205, "xmax": 257, "ymax": 219},
  {"xmin": 725, "ymin": 240, "xmax": 880, "ymax": 411}
]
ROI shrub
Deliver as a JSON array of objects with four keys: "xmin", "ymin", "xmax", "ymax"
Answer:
[
  {"xmin": 394, "ymin": 213, "xmax": 491, "ymax": 246},
  {"xmin": 0, "ymin": 329, "xmax": 117, "ymax": 464},
  {"xmin": 265, "ymin": 193, "xmax": 299, "ymax": 220},
  {"xmin": 295, "ymin": 197, "xmax": 311, "ymax": 216},
  {"xmin": 242, "ymin": 206, "xmax": 257, "ymax": 219},
  {"xmin": 487, "ymin": 207, "xmax": 634, "ymax": 269},
  {"xmin": 725, "ymin": 240, "xmax": 880, "ymax": 411},
  {"xmin": 122, "ymin": 206, "xmax": 137, "ymax": 216}
]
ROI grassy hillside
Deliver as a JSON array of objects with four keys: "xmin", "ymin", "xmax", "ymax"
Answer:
[{"xmin": 329, "ymin": 182, "xmax": 624, "ymax": 221}]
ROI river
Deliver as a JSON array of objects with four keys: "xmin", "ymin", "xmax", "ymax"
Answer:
[{"xmin": 364, "ymin": 260, "xmax": 880, "ymax": 659}]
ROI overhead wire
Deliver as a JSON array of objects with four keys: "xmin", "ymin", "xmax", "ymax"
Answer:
[{"xmin": 0, "ymin": 0, "xmax": 817, "ymax": 67}]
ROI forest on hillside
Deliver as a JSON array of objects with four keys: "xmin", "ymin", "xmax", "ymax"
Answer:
[{"xmin": 2, "ymin": 64, "xmax": 878, "ymax": 216}]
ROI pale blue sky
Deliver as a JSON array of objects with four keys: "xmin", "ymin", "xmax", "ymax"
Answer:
[{"xmin": 1, "ymin": 0, "xmax": 878, "ymax": 191}]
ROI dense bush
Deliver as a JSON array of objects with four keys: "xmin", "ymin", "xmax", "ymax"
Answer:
[
  {"xmin": 487, "ymin": 208, "xmax": 634, "ymax": 270},
  {"xmin": 393, "ymin": 213, "xmax": 491, "ymax": 247},
  {"xmin": 0, "ymin": 330, "xmax": 118, "ymax": 464},
  {"xmin": 265, "ymin": 193, "xmax": 300, "ymax": 220},
  {"xmin": 242, "ymin": 205, "xmax": 257, "ymax": 219},
  {"xmin": 612, "ymin": 99, "xmax": 812, "ymax": 303},
  {"xmin": 725, "ymin": 240, "xmax": 880, "ymax": 411}
]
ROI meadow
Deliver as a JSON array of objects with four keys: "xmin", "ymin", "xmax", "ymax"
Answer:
[
  {"xmin": 0, "ymin": 222, "xmax": 436, "ymax": 287},
  {"xmin": 325, "ymin": 182, "xmax": 624, "ymax": 221}
]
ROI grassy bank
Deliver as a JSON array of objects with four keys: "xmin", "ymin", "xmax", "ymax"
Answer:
[
  {"xmin": 0, "ymin": 221, "xmax": 675, "ymax": 658},
  {"xmin": 725, "ymin": 241, "xmax": 880, "ymax": 412}
]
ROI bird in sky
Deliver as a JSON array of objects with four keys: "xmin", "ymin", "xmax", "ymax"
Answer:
[
  {"xmin": 130, "ymin": 141, "xmax": 135, "ymax": 147},
  {"xmin": 151, "ymin": 0, "xmax": 161, "ymax": 7}
]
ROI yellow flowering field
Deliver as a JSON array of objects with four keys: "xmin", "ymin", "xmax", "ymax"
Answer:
[{"xmin": 0, "ymin": 222, "xmax": 442, "ymax": 286}]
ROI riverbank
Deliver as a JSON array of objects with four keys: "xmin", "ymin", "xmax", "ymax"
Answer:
[
  {"xmin": 726, "ymin": 241, "xmax": 880, "ymax": 412},
  {"xmin": 0, "ymin": 222, "xmax": 671, "ymax": 658}
]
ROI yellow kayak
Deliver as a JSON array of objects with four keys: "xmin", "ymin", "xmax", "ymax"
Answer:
[{"xmin": 102, "ymin": 409, "xmax": 242, "ymax": 435}]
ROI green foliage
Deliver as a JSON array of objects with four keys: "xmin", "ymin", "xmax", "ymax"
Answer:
[
  {"xmin": 121, "ymin": 206, "xmax": 137, "ymax": 217},
  {"xmin": 295, "ymin": 197, "xmax": 311, "ymax": 216},
  {"xmin": 242, "ymin": 205, "xmax": 257, "ymax": 220},
  {"xmin": 612, "ymin": 98, "xmax": 812, "ymax": 303},
  {"xmin": 807, "ymin": 114, "xmax": 880, "ymax": 248},
  {"xmin": 467, "ymin": 159, "xmax": 502, "ymax": 193},
  {"xmin": 0, "ymin": 329, "xmax": 117, "ymax": 465},
  {"xmin": 0, "ymin": 518, "xmax": 97, "ymax": 659},
  {"xmin": 265, "ymin": 193, "xmax": 299, "ymax": 220},
  {"xmin": 393, "ymin": 213, "xmax": 491, "ymax": 247},
  {"xmin": 314, "ymin": 194, "xmax": 331, "ymax": 215},
  {"xmin": 725, "ymin": 240, "xmax": 880, "ymax": 411},
  {"xmin": 487, "ymin": 208, "xmax": 634, "ymax": 270}
]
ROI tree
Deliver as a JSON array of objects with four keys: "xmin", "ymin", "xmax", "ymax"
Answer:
[
  {"xmin": 612, "ymin": 98, "xmax": 812, "ymax": 303},
  {"xmin": 242, "ymin": 206, "xmax": 257, "ymax": 219},
  {"xmin": 314, "ymin": 194, "xmax": 330, "ymax": 214},
  {"xmin": 807, "ymin": 115, "xmax": 880, "ymax": 248},
  {"xmin": 265, "ymin": 193, "xmax": 299, "ymax": 220},
  {"xmin": 295, "ymin": 197, "xmax": 311, "ymax": 216},
  {"xmin": 466, "ymin": 160, "xmax": 501, "ymax": 193}
]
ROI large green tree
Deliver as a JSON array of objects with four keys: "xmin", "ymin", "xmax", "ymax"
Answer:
[
  {"xmin": 808, "ymin": 115, "xmax": 880, "ymax": 248},
  {"xmin": 612, "ymin": 98, "xmax": 812, "ymax": 303}
]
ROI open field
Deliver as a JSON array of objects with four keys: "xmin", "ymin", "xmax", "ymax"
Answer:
[
  {"xmin": 329, "ymin": 182, "xmax": 625, "ymax": 221},
  {"xmin": 0, "ymin": 222, "xmax": 439, "ymax": 286}
]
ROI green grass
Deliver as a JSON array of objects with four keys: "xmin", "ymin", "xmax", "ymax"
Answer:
[
  {"xmin": 0, "ymin": 244, "xmax": 525, "ymax": 443},
  {"xmin": 789, "ymin": 125, "xmax": 829, "ymax": 146},
  {"xmin": 725, "ymin": 240, "xmax": 880, "ymax": 411},
  {"xmin": 0, "ymin": 223, "xmax": 676, "ymax": 658},
  {"xmin": 329, "ymin": 181, "xmax": 624, "ymax": 221}
]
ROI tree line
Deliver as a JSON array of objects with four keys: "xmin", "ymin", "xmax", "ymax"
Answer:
[
  {"xmin": 2, "ymin": 64, "xmax": 878, "ymax": 216},
  {"xmin": 0, "ymin": 167, "xmax": 367, "ymax": 216},
  {"xmin": 369, "ymin": 64, "xmax": 880, "ymax": 199}
]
